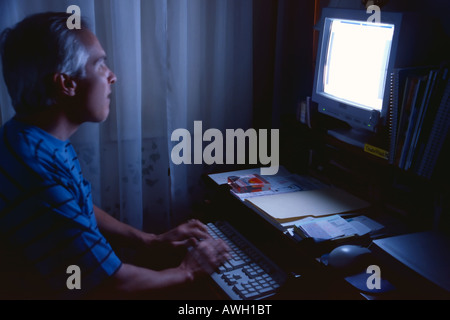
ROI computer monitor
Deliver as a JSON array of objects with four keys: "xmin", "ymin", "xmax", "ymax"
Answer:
[{"xmin": 312, "ymin": 7, "xmax": 437, "ymax": 148}]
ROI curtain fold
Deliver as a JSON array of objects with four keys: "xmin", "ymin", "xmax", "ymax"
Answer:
[{"xmin": 0, "ymin": 0, "xmax": 253, "ymax": 234}]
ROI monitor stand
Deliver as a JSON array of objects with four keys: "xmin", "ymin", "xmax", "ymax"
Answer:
[{"xmin": 327, "ymin": 127, "xmax": 373, "ymax": 149}]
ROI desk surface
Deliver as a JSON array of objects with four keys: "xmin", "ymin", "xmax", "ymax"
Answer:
[{"xmin": 203, "ymin": 168, "xmax": 450, "ymax": 300}]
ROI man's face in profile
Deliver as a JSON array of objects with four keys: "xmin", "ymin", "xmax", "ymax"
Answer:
[{"xmin": 73, "ymin": 29, "xmax": 116, "ymax": 124}]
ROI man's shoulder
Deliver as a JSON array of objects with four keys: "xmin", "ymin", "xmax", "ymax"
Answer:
[
  {"xmin": 0, "ymin": 119, "xmax": 76, "ymax": 191},
  {"xmin": 1, "ymin": 118, "xmax": 74, "ymax": 166},
  {"xmin": 2, "ymin": 118, "xmax": 65, "ymax": 150}
]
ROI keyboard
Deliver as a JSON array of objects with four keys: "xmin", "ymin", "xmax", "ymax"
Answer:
[{"xmin": 206, "ymin": 221, "xmax": 287, "ymax": 300}]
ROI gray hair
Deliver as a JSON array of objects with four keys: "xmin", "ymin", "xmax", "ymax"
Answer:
[{"xmin": 0, "ymin": 12, "xmax": 90, "ymax": 115}]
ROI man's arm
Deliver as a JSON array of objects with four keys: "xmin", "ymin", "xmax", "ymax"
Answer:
[
  {"xmin": 94, "ymin": 205, "xmax": 214, "ymax": 249},
  {"xmin": 92, "ymin": 205, "xmax": 231, "ymax": 298},
  {"xmin": 89, "ymin": 237, "xmax": 230, "ymax": 299},
  {"xmin": 93, "ymin": 205, "xmax": 154, "ymax": 247}
]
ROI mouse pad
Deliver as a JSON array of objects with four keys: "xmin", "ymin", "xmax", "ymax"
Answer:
[
  {"xmin": 345, "ymin": 271, "xmax": 396, "ymax": 294},
  {"xmin": 321, "ymin": 253, "xmax": 395, "ymax": 294}
]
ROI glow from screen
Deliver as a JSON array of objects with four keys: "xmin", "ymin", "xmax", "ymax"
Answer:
[{"xmin": 323, "ymin": 19, "xmax": 394, "ymax": 111}]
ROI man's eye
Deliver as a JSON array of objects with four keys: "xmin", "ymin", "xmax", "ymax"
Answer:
[{"xmin": 95, "ymin": 62, "xmax": 106, "ymax": 70}]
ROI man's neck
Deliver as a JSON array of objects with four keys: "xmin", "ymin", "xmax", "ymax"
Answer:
[{"xmin": 16, "ymin": 107, "xmax": 80, "ymax": 141}]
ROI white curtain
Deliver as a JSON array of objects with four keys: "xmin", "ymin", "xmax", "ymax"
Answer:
[{"xmin": 0, "ymin": 0, "xmax": 253, "ymax": 234}]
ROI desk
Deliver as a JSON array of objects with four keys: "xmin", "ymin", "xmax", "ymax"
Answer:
[{"xmin": 201, "ymin": 168, "xmax": 450, "ymax": 300}]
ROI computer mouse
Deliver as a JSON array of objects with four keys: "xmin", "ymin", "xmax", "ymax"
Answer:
[{"xmin": 327, "ymin": 245, "xmax": 372, "ymax": 274}]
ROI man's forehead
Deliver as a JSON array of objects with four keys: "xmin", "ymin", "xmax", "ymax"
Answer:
[{"xmin": 79, "ymin": 29, "xmax": 106, "ymax": 58}]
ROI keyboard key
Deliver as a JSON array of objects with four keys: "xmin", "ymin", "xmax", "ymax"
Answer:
[
  {"xmin": 229, "ymin": 259, "xmax": 246, "ymax": 268},
  {"xmin": 206, "ymin": 221, "xmax": 287, "ymax": 300}
]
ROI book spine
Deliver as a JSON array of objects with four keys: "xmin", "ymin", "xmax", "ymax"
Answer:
[
  {"xmin": 394, "ymin": 76, "xmax": 418, "ymax": 167},
  {"xmin": 417, "ymin": 75, "xmax": 450, "ymax": 178},
  {"xmin": 405, "ymin": 70, "xmax": 436, "ymax": 170},
  {"xmin": 412, "ymin": 67, "xmax": 448, "ymax": 174},
  {"xmin": 399, "ymin": 77, "xmax": 426, "ymax": 169}
]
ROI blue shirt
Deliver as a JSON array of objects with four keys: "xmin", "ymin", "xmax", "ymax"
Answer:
[{"xmin": 0, "ymin": 118, "xmax": 122, "ymax": 299}]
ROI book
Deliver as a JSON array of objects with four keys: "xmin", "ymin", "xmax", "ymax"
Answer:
[
  {"xmin": 411, "ymin": 66, "xmax": 449, "ymax": 174},
  {"xmin": 394, "ymin": 76, "xmax": 417, "ymax": 166},
  {"xmin": 417, "ymin": 72, "xmax": 450, "ymax": 178},
  {"xmin": 404, "ymin": 69, "xmax": 437, "ymax": 170},
  {"xmin": 399, "ymin": 73, "xmax": 429, "ymax": 169},
  {"xmin": 393, "ymin": 68, "xmax": 429, "ymax": 167},
  {"xmin": 389, "ymin": 64, "xmax": 449, "ymax": 176}
]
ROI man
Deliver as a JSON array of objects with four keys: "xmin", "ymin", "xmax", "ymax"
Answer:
[{"xmin": 0, "ymin": 12, "xmax": 229, "ymax": 299}]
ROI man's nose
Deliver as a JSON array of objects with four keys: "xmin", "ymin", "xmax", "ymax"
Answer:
[{"xmin": 108, "ymin": 69, "xmax": 117, "ymax": 84}]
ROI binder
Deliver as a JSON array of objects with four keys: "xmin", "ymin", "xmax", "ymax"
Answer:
[
  {"xmin": 391, "ymin": 67, "xmax": 430, "ymax": 168},
  {"xmin": 399, "ymin": 74, "xmax": 429, "ymax": 169},
  {"xmin": 388, "ymin": 70, "xmax": 405, "ymax": 164},
  {"xmin": 389, "ymin": 64, "xmax": 448, "ymax": 176},
  {"xmin": 412, "ymin": 66, "xmax": 449, "ymax": 174},
  {"xmin": 417, "ymin": 73, "xmax": 450, "ymax": 178},
  {"xmin": 404, "ymin": 69, "xmax": 437, "ymax": 170}
]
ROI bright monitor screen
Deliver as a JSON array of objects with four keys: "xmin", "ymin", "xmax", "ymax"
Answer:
[{"xmin": 322, "ymin": 18, "xmax": 394, "ymax": 112}]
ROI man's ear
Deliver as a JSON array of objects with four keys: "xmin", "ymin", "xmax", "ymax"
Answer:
[{"xmin": 53, "ymin": 73, "xmax": 78, "ymax": 97}]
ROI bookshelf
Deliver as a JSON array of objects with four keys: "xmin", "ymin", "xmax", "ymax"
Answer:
[{"xmin": 388, "ymin": 64, "xmax": 450, "ymax": 179}]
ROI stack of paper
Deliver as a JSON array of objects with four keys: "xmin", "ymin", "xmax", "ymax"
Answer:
[{"xmin": 295, "ymin": 215, "xmax": 359, "ymax": 240}]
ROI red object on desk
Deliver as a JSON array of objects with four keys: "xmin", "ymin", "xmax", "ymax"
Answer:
[{"xmin": 227, "ymin": 174, "xmax": 271, "ymax": 193}]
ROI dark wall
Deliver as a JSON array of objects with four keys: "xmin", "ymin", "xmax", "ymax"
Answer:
[
  {"xmin": 253, "ymin": 0, "xmax": 315, "ymax": 130},
  {"xmin": 252, "ymin": 0, "xmax": 279, "ymax": 130},
  {"xmin": 325, "ymin": 0, "xmax": 450, "ymax": 37}
]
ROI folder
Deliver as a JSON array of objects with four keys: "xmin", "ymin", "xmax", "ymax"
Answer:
[{"xmin": 245, "ymin": 187, "xmax": 370, "ymax": 223}]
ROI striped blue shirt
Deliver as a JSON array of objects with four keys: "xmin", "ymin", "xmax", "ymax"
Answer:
[{"xmin": 0, "ymin": 118, "xmax": 122, "ymax": 299}]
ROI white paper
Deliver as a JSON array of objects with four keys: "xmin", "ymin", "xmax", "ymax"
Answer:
[
  {"xmin": 347, "ymin": 215, "xmax": 384, "ymax": 232},
  {"xmin": 296, "ymin": 215, "xmax": 360, "ymax": 240},
  {"xmin": 348, "ymin": 221, "xmax": 372, "ymax": 236}
]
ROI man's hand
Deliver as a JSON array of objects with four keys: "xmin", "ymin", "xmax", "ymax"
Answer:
[
  {"xmin": 155, "ymin": 219, "xmax": 213, "ymax": 249},
  {"xmin": 180, "ymin": 238, "xmax": 231, "ymax": 279},
  {"xmin": 129, "ymin": 219, "xmax": 231, "ymax": 272},
  {"xmin": 95, "ymin": 238, "xmax": 231, "ymax": 299}
]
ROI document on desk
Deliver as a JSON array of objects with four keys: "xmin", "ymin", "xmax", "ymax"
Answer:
[
  {"xmin": 245, "ymin": 187, "xmax": 370, "ymax": 222},
  {"xmin": 231, "ymin": 173, "xmax": 327, "ymax": 200},
  {"xmin": 295, "ymin": 215, "xmax": 361, "ymax": 240},
  {"xmin": 208, "ymin": 166, "xmax": 329, "ymax": 200}
]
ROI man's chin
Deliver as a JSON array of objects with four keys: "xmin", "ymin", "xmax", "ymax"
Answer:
[
  {"xmin": 87, "ymin": 110, "xmax": 110, "ymax": 124},
  {"xmin": 97, "ymin": 105, "xmax": 110, "ymax": 123},
  {"xmin": 98, "ymin": 113, "xmax": 110, "ymax": 123}
]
